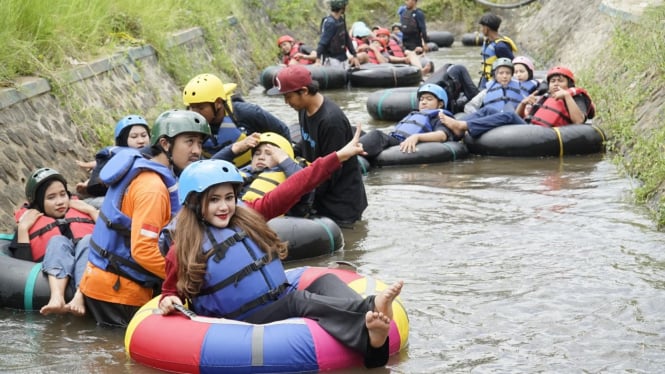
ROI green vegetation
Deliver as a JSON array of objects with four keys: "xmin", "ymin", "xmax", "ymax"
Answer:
[{"xmin": 583, "ymin": 5, "xmax": 665, "ymax": 227}]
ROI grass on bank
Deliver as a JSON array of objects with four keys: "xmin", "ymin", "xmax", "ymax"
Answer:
[{"xmin": 583, "ymin": 5, "xmax": 665, "ymax": 228}]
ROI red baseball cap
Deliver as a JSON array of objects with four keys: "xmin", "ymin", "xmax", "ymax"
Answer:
[{"xmin": 267, "ymin": 65, "xmax": 313, "ymax": 95}]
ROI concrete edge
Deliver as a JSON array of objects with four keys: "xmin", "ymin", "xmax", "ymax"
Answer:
[{"xmin": 0, "ymin": 27, "xmax": 203, "ymax": 110}]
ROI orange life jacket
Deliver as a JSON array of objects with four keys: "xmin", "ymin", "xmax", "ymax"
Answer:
[
  {"xmin": 14, "ymin": 203, "xmax": 95, "ymax": 261},
  {"xmin": 530, "ymin": 88, "xmax": 595, "ymax": 128}
]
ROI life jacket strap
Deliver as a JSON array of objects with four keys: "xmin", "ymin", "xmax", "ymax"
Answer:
[
  {"xmin": 199, "ymin": 254, "xmax": 273, "ymax": 296},
  {"xmin": 89, "ymin": 239, "xmax": 161, "ymax": 289}
]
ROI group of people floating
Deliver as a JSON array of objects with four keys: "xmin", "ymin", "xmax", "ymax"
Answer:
[{"xmin": 7, "ymin": 0, "xmax": 597, "ymax": 369}]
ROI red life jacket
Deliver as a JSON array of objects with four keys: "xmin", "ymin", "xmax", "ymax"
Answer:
[
  {"xmin": 14, "ymin": 203, "xmax": 96, "ymax": 261},
  {"xmin": 386, "ymin": 39, "xmax": 405, "ymax": 58},
  {"xmin": 367, "ymin": 47, "xmax": 384, "ymax": 64},
  {"xmin": 282, "ymin": 42, "xmax": 313, "ymax": 65},
  {"xmin": 530, "ymin": 88, "xmax": 595, "ymax": 128}
]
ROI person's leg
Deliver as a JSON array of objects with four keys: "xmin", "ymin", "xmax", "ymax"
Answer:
[
  {"xmin": 65, "ymin": 235, "xmax": 91, "ymax": 316},
  {"xmin": 84, "ymin": 295, "xmax": 139, "ymax": 328},
  {"xmin": 40, "ymin": 235, "xmax": 74, "ymax": 315},
  {"xmin": 359, "ymin": 130, "xmax": 400, "ymax": 159},
  {"xmin": 447, "ymin": 64, "xmax": 480, "ymax": 101},
  {"xmin": 243, "ymin": 274, "xmax": 402, "ymax": 367},
  {"xmin": 443, "ymin": 107, "xmax": 526, "ymax": 138}
]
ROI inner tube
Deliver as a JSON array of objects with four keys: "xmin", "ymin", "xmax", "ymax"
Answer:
[
  {"xmin": 428, "ymin": 31, "xmax": 455, "ymax": 47},
  {"xmin": 268, "ymin": 216, "xmax": 344, "ymax": 262},
  {"xmin": 349, "ymin": 63, "xmax": 422, "ymax": 88},
  {"xmin": 461, "ymin": 32, "xmax": 486, "ymax": 46},
  {"xmin": 474, "ymin": 0, "xmax": 538, "ymax": 9},
  {"xmin": 0, "ymin": 235, "xmax": 73, "ymax": 311},
  {"xmin": 260, "ymin": 65, "xmax": 348, "ymax": 91},
  {"xmin": 366, "ymin": 87, "xmax": 418, "ymax": 121},
  {"xmin": 426, "ymin": 42, "xmax": 439, "ymax": 52},
  {"xmin": 464, "ymin": 124, "xmax": 607, "ymax": 157},
  {"xmin": 375, "ymin": 141, "xmax": 470, "ymax": 167},
  {"xmin": 125, "ymin": 266, "xmax": 410, "ymax": 373}
]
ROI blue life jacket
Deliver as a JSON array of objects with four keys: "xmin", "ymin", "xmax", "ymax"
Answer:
[
  {"xmin": 203, "ymin": 116, "xmax": 243, "ymax": 155},
  {"xmin": 87, "ymin": 148, "xmax": 179, "ymax": 289},
  {"xmin": 519, "ymin": 79, "xmax": 539, "ymax": 97},
  {"xmin": 390, "ymin": 109, "xmax": 450, "ymax": 141},
  {"xmin": 483, "ymin": 79, "xmax": 524, "ymax": 112},
  {"xmin": 192, "ymin": 226, "xmax": 289, "ymax": 320}
]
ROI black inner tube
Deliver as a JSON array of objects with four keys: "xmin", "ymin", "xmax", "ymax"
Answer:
[{"xmin": 474, "ymin": 0, "xmax": 538, "ymax": 9}]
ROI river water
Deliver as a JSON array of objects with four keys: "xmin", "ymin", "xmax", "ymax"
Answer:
[{"xmin": 2, "ymin": 43, "xmax": 664, "ymax": 373}]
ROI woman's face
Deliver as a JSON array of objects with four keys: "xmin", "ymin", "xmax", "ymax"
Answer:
[
  {"xmin": 513, "ymin": 64, "xmax": 530, "ymax": 82},
  {"xmin": 203, "ymin": 183, "xmax": 236, "ymax": 228},
  {"xmin": 43, "ymin": 181, "xmax": 69, "ymax": 218},
  {"xmin": 126, "ymin": 125, "xmax": 150, "ymax": 148}
]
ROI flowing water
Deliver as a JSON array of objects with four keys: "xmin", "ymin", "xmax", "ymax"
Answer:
[{"xmin": 2, "ymin": 42, "xmax": 664, "ymax": 373}]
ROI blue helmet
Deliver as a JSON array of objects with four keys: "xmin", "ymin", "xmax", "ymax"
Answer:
[
  {"xmin": 417, "ymin": 84, "xmax": 448, "ymax": 107},
  {"xmin": 178, "ymin": 159, "xmax": 244, "ymax": 205},
  {"xmin": 114, "ymin": 115, "xmax": 149, "ymax": 144}
]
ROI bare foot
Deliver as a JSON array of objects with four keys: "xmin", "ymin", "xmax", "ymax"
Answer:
[
  {"xmin": 40, "ymin": 296, "xmax": 68, "ymax": 316},
  {"xmin": 374, "ymin": 281, "xmax": 403, "ymax": 320},
  {"xmin": 440, "ymin": 115, "xmax": 467, "ymax": 138},
  {"xmin": 366, "ymin": 311, "xmax": 391, "ymax": 348},
  {"xmin": 65, "ymin": 290, "xmax": 86, "ymax": 317}
]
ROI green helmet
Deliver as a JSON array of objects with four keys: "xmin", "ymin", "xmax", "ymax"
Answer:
[
  {"xmin": 25, "ymin": 168, "xmax": 67, "ymax": 205},
  {"xmin": 329, "ymin": 0, "xmax": 348, "ymax": 10},
  {"xmin": 492, "ymin": 57, "xmax": 514, "ymax": 74},
  {"xmin": 150, "ymin": 110, "xmax": 212, "ymax": 146}
]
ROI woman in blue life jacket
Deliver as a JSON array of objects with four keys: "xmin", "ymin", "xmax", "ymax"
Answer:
[
  {"xmin": 11, "ymin": 168, "xmax": 99, "ymax": 316},
  {"xmin": 76, "ymin": 115, "xmax": 150, "ymax": 197},
  {"xmin": 158, "ymin": 157, "xmax": 403, "ymax": 369},
  {"xmin": 358, "ymin": 83, "xmax": 459, "ymax": 162}
]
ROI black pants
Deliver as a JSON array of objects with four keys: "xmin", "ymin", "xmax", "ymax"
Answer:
[
  {"xmin": 84, "ymin": 295, "xmax": 140, "ymax": 328},
  {"xmin": 243, "ymin": 274, "xmax": 389, "ymax": 368},
  {"xmin": 359, "ymin": 130, "xmax": 400, "ymax": 160}
]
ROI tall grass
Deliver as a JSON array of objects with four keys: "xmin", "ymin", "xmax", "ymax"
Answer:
[{"xmin": 584, "ymin": 5, "xmax": 665, "ymax": 227}]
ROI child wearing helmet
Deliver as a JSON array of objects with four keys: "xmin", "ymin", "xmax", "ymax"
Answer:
[
  {"xmin": 358, "ymin": 83, "xmax": 459, "ymax": 162},
  {"xmin": 441, "ymin": 66, "xmax": 595, "ymax": 138},
  {"xmin": 159, "ymin": 133, "xmax": 403, "ymax": 369},
  {"xmin": 512, "ymin": 56, "xmax": 541, "ymax": 114},
  {"xmin": 75, "ymin": 115, "xmax": 151, "ymax": 197},
  {"xmin": 277, "ymin": 35, "xmax": 317, "ymax": 66},
  {"xmin": 233, "ymin": 132, "xmax": 314, "ymax": 217},
  {"xmin": 464, "ymin": 57, "xmax": 524, "ymax": 114},
  {"xmin": 11, "ymin": 168, "xmax": 99, "ymax": 317}
]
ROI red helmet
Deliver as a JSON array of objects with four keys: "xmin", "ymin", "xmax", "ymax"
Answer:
[
  {"xmin": 277, "ymin": 35, "xmax": 295, "ymax": 47},
  {"xmin": 375, "ymin": 27, "xmax": 391, "ymax": 37},
  {"xmin": 547, "ymin": 66, "xmax": 575, "ymax": 84}
]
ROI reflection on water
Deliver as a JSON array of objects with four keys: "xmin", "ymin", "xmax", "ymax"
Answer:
[{"xmin": 3, "ymin": 45, "xmax": 665, "ymax": 373}]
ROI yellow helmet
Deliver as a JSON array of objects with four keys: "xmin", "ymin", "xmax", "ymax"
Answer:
[
  {"xmin": 258, "ymin": 132, "xmax": 294, "ymax": 159},
  {"xmin": 182, "ymin": 74, "xmax": 237, "ymax": 106}
]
